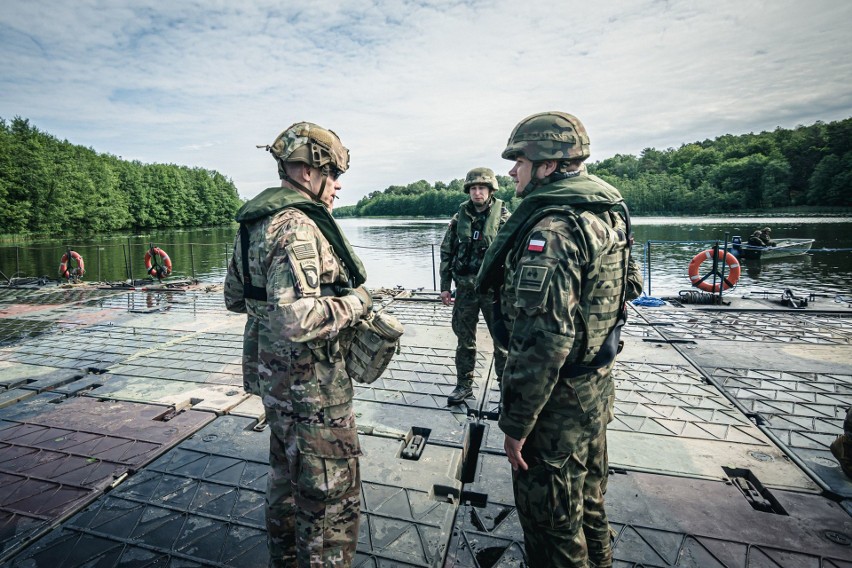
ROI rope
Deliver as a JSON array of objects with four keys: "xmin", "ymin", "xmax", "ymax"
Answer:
[
  {"xmin": 678, "ymin": 290, "xmax": 720, "ymax": 305},
  {"xmin": 632, "ymin": 295, "xmax": 666, "ymax": 307}
]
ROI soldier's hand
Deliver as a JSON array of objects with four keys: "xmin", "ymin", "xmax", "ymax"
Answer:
[
  {"xmin": 440, "ymin": 291, "xmax": 453, "ymax": 306},
  {"xmin": 504, "ymin": 435, "xmax": 528, "ymax": 472},
  {"xmin": 352, "ymin": 285, "xmax": 373, "ymax": 316}
]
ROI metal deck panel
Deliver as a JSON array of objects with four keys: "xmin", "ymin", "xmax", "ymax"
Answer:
[
  {"xmin": 445, "ymin": 452, "xmax": 852, "ymax": 567},
  {"xmin": 0, "ymin": 397, "xmax": 214, "ymax": 562},
  {"xmin": 480, "ymin": 360, "xmax": 817, "ymax": 491},
  {"xmin": 712, "ymin": 366, "xmax": 852, "ymax": 498},
  {"xmin": 634, "ymin": 308, "xmax": 852, "ymax": 345},
  {"xmin": 85, "ymin": 374, "xmax": 249, "ymax": 414},
  {"xmin": 6, "ymin": 416, "xmax": 462, "ymax": 567}
]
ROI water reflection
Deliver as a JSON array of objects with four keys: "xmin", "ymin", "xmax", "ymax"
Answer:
[{"xmin": 1, "ymin": 218, "xmax": 850, "ymax": 297}]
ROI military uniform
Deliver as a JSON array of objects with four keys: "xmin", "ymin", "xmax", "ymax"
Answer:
[
  {"xmin": 440, "ymin": 196, "xmax": 510, "ymax": 395},
  {"xmin": 479, "ymin": 112, "xmax": 635, "ymax": 568},
  {"xmin": 225, "ymin": 123, "xmax": 368, "ymax": 568}
]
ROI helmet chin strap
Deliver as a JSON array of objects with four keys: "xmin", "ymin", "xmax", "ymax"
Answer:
[{"xmin": 279, "ymin": 160, "xmax": 329, "ymax": 206}]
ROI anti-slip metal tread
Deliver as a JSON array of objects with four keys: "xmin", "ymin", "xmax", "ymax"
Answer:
[
  {"xmin": 712, "ymin": 366, "xmax": 852, "ymax": 498},
  {"xmin": 0, "ymin": 397, "xmax": 214, "ymax": 562},
  {"xmin": 6, "ymin": 416, "xmax": 461, "ymax": 567}
]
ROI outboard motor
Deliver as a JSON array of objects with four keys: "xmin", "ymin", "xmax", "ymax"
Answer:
[{"xmin": 731, "ymin": 235, "xmax": 742, "ymax": 258}]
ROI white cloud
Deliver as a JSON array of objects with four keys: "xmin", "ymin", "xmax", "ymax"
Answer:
[{"xmin": 2, "ymin": 0, "xmax": 851, "ymax": 205}]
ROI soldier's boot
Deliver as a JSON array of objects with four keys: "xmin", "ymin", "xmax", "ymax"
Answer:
[
  {"xmin": 448, "ymin": 384, "xmax": 474, "ymax": 405},
  {"xmin": 830, "ymin": 434, "xmax": 852, "ymax": 478}
]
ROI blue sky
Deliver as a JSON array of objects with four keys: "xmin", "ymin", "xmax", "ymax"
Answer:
[{"xmin": 2, "ymin": 0, "xmax": 852, "ymax": 206}]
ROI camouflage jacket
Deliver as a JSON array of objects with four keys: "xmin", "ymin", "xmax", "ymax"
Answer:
[
  {"xmin": 489, "ymin": 173, "xmax": 633, "ymax": 446},
  {"xmin": 439, "ymin": 197, "xmax": 509, "ymax": 291},
  {"xmin": 224, "ymin": 188, "xmax": 366, "ymax": 413}
]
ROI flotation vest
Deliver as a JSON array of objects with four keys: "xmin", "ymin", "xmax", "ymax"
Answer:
[{"xmin": 453, "ymin": 198, "xmax": 504, "ymax": 277}]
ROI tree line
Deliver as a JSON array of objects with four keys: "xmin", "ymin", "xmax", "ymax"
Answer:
[
  {"xmin": 0, "ymin": 117, "xmax": 241, "ymax": 235},
  {"xmin": 336, "ymin": 117, "xmax": 852, "ymax": 218}
]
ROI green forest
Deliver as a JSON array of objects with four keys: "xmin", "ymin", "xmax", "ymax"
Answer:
[
  {"xmin": 0, "ymin": 117, "xmax": 241, "ymax": 235},
  {"xmin": 2, "ymin": 116, "xmax": 849, "ymax": 235},
  {"xmin": 335, "ymin": 117, "xmax": 852, "ymax": 218}
]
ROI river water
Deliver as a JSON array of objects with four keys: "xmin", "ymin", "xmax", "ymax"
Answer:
[{"xmin": 2, "ymin": 216, "xmax": 851, "ymax": 299}]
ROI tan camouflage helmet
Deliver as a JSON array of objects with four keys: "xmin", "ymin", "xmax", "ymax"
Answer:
[
  {"xmin": 263, "ymin": 121, "xmax": 350, "ymax": 176},
  {"xmin": 463, "ymin": 167, "xmax": 499, "ymax": 193},
  {"xmin": 501, "ymin": 111, "xmax": 591, "ymax": 163}
]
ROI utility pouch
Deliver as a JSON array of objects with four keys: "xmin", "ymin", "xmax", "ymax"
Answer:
[{"xmin": 345, "ymin": 311, "xmax": 405, "ymax": 384}]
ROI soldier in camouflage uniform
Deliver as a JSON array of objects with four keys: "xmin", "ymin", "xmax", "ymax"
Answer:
[
  {"xmin": 440, "ymin": 167, "xmax": 510, "ymax": 404},
  {"xmin": 224, "ymin": 122, "xmax": 371, "ymax": 568},
  {"xmin": 477, "ymin": 112, "xmax": 639, "ymax": 568}
]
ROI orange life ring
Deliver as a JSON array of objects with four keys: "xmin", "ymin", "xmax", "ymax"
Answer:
[
  {"xmin": 58, "ymin": 250, "xmax": 85, "ymax": 279},
  {"xmin": 688, "ymin": 249, "xmax": 740, "ymax": 292},
  {"xmin": 144, "ymin": 247, "xmax": 173, "ymax": 279}
]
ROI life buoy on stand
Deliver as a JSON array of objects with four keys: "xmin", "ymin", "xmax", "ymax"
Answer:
[
  {"xmin": 58, "ymin": 250, "xmax": 85, "ymax": 280},
  {"xmin": 688, "ymin": 249, "xmax": 740, "ymax": 292},
  {"xmin": 145, "ymin": 247, "xmax": 173, "ymax": 280}
]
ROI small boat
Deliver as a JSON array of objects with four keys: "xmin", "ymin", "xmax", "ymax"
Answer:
[{"xmin": 736, "ymin": 238, "xmax": 814, "ymax": 260}]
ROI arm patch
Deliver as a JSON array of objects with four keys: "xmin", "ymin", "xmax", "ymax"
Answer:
[
  {"xmin": 517, "ymin": 263, "xmax": 552, "ymax": 292},
  {"xmin": 286, "ymin": 238, "xmax": 321, "ymax": 297}
]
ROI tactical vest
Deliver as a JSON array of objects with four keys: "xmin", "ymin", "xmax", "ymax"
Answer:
[
  {"xmin": 453, "ymin": 198, "xmax": 503, "ymax": 277},
  {"xmin": 573, "ymin": 208, "xmax": 631, "ymax": 365},
  {"xmin": 508, "ymin": 203, "xmax": 631, "ymax": 371}
]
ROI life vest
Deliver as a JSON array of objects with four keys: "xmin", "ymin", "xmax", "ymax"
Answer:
[{"xmin": 453, "ymin": 198, "xmax": 504, "ymax": 277}]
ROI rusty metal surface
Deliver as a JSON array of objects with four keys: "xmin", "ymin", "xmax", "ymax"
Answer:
[
  {"xmin": 7, "ymin": 417, "xmax": 461, "ymax": 567},
  {"xmin": 0, "ymin": 397, "xmax": 214, "ymax": 561}
]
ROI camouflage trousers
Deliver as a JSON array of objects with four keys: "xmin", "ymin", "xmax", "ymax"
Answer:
[
  {"xmin": 513, "ymin": 406, "xmax": 610, "ymax": 568},
  {"xmin": 451, "ymin": 284, "xmax": 508, "ymax": 387},
  {"xmin": 264, "ymin": 400, "xmax": 361, "ymax": 567}
]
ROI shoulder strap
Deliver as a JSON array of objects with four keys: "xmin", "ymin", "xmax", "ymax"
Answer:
[{"xmin": 240, "ymin": 223, "xmax": 268, "ymax": 302}]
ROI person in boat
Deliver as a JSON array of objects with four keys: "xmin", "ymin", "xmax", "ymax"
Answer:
[
  {"xmin": 742, "ymin": 230, "xmax": 766, "ymax": 260},
  {"xmin": 477, "ymin": 111, "xmax": 638, "ymax": 568},
  {"xmin": 759, "ymin": 227, "xmax": 776, "ymax": 247},
  {"xmin": 224, "ymin": 122, "xmax": 371, "ymax": 567},
  {"xmin": 748, "ymin": 230, "xmax": 764, "ymax": 248},
  {"xmin": 439, "ymin": 167, "xmax": 510, "ymax": 405}
]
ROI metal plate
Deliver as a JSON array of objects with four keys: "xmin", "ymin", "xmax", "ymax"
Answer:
[
  {"xmin": 0, "ymin": 397, "xmax": 214, "ymax": 561},
  {"xmin": 634, "ymin": 309, "xmax": 852, "ymax": 344},
  {"xmin": 445, "ymin": 452, "xmax": 852, "ymax": 567},
  {"xmin": 7, "ymin": 417, "xmax": 462, "ymax": 567},
  {"xmin": 86, "ymin": 374, "xmax": 249, "ymax": 414},
  {"xmin": 712, "ymin": 366, "xmax": 852, "ymax": 497}
]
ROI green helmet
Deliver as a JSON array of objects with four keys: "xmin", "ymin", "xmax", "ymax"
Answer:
[
  {"xmin": 265, "ymin": 121, "xmax": 350, "ymax": 174},
  {"xmin": 501, "ymin": 111, "xmax": 591, "ymax": 163},
  {"xmin": 463, "ymin": 167, "xmax": 499, "ymax": 193}
]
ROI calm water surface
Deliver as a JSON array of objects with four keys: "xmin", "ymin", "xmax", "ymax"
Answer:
[{"xmin": 2, "ymin": 217, "xmax": 851, "ymax": 299}]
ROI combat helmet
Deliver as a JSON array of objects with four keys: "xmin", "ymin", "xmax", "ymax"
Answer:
[
  {"xmin": 265, "ymin": 121, "xmax": 349, "ymax": 174},
  {"xmin": 463, "ymin": 167, "xmax": 499, "ymax": 193},
  {"xmin": 502, "ymin": 112, "xmax": 590, "ymax": 163},
  {"xmin": 261, "ymin": 121, "xmax": 349, "ymax": 203}
]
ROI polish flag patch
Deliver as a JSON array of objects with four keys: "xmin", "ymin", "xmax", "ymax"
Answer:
[{"xmin": 527, "ymin": 239, "xmax": 546, "ymax": 252}]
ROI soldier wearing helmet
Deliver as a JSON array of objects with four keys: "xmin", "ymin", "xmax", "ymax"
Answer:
[
  {"xmin": 225, "ymin": 121, "xmax": 371, "ymax": 567},
  {"xmin": 439, "ymin": 167, "xmax": 510, "ymax": 405},
  {"xmin": 477, "ymin": 112, "xmax": 642, "ymax": 568},
  {"xmin": 759, "ymin": 227, "xmax": 776, "ymax": 247}
]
